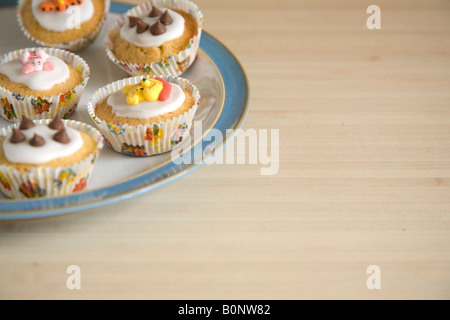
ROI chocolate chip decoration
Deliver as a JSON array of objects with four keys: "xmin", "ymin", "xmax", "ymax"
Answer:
[
  {"xmin": 10, "ymin": 128, "xmax": 26, "ymax": 144},
  {"xmin": 136, "ymin": 20, "xmax": 149, "ymax": 34},
  {"xmin": 160, "ymin": 10, "xmax": 173, "ymax": 25},
  {"xmin": 19, "ymin": 116, "xmax": 35, "ymax": 130},
  {"xmin": 150, "ymin": 20, "xmax": 166, "ymax": 36},
  {"xmin": 48, "ymin": 114, "xmax": 64, "ymax": 130},
  {"xmin": 29, "ymin": 134, "xmax": 45, "ymax": 147},
  {"xmin": 149, "ymin": 6, "xmax": 162, "ymax": 17},
  {"xmin": 53, "ymin": 128, "xmax": 70, "ymax": 144},
  {"xmin": 129, "ymin": 16, "xmax": 140, "ymax": 28}
]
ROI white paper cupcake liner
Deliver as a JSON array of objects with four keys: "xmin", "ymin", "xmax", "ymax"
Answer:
[
  {"xmin": 17, "ymin": 0, "xmax": 111, "ymax": 51},
  {"xmin": 87, "ymin": 75, "xmax": 200, "ymax": 156},
  {"xmin": 105, "ymin": 0, "xmax": 203, "ymax": 77},
  {"xmin": 0, "ymin": 119, "xmax": 104, "ymax": 199},
  {"xmin": 0, "ymin": 47, "xmax": 90, "ymax": 123}
]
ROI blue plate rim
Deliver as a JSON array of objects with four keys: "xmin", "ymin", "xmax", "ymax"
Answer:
[{"xmin": 0, "ymin": 3, "xmax": 250, "ymax": 221}]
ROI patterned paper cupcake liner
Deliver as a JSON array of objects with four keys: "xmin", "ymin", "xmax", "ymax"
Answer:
[
  {"xmin": 0, "ymin": 119, "xmax": 104, "ymax": 199},
  {"xmin": 105, "ymin": 0, "xmax": 204, "ymax": 77},
  {"xmin": 0, "ymin": 47, "xmax": 90, "ymax": 123},
  {"xmin": 87, "ymin": 75, "xmax": 200, "ymax": 156},
  {"xmin": 17, "ymin": 0, "xmax": 111, "ymax": 51}
]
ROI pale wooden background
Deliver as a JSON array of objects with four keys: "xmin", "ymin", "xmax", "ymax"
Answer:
[{"xmin": 1, "ymin": 0, "xmax": 450, "ymax": 299}]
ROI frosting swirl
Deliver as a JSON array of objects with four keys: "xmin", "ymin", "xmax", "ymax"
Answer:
[
  {"xmin": 3, "ymin": 123, "xmax": 83, "ymax": 164},
  {"xmin": 0, "ymin": 53, "xmax": 69, "ymax": 91},
  {"xmin": 107, "ymin": 82, "xmax": 185, "ymax": 119},
  {"xmin": 31, "ymin": 0, "xmax": 95, "ymax": 32},
  {"xmin": 120, "ymin": 8, "xmax": 185, "ymax": 47}
]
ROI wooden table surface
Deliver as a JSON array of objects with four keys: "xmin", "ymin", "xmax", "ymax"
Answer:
[{"xmin": 1, "ymin": 0, "xmax": 450, "ymax": 300}]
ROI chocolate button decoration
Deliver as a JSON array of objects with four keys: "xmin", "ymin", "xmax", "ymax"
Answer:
[
  {"xmin": 149, "ymin": 6, "xmax": 162, "ymax": 17},
  {"xmin": 150, "ymin": 20, "xmax": 166, "ymax": 36},
  {"xmin": 53, "ymin": 128, "xmax": 70, "ymax": 144},
  {"xmin": 48, "ymin": 114, "xmax": 64, "ymax": 130},
  {"xmin": 19, "ymin": 116, "xmax": 35, "ymax": 130},
  {"xmin": 129, "ymin": 16, "xmax": 140, "ymax": 28},
  {"xmin": 160, "ymin": 10, "xmax": 173, "ymax": 25},
  {"xmin": 136, "ymin": 20, "xmax": 149, "ymax": 34},
  {"xmin": 29, "ymin": 134, "xmax": 45, "ymax": 147},
  {"xmin": 10, "ymin": 128, "xmax": 26, "ymax": 144}
]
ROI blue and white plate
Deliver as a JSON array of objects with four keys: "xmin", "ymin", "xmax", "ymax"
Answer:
[{"xmin": 0, "ymin": 2, "xmax": 249, "ymax": 221}]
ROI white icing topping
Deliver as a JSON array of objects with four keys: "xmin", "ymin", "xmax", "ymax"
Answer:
[
  {"xmin": 107, "ymin": 83, "xmax": 186, "ymax": 119},
  {"xmin": 3, "ymin": 124, "xmax": 83, "ymax": 164},
  {"xmin": 0, "ymin": 55, "xmax": 69, "ymax": 91},
  {"xmin": 120, "ymin": 9, "xmax": 185, "ymax": 47},
  {"xmin": 31, "ymin": 0, "xmax": 94, "ymax": 32}
]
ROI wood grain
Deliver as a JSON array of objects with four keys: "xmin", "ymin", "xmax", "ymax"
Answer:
[{"xmin": 1, "ymin": 0, "xmax": 450, "ymax": 299}]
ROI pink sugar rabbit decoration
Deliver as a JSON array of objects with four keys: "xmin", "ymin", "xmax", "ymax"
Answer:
[{"xmin": 21, "ymin": 50, "xmax": 55, "ymax": 74}]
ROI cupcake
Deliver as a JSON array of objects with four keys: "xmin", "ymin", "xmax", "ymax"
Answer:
[
  {"xmin": 87, "ymin": 75, "xmax": 200, "ymax": 156},
  {"xmin": 0, "ymin": 47, "xmax": 90, "ymax": 122},
  {"xmin": 105, "ymin": 0, "xmax": 203, "ymax": 76},
  {"xmin": 17, "ymin": 0, "xmax": 110, "ymax": 51},
  {"xmin": 0, "ymin": 115, "xmax": 103, "ymax": 199}
]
